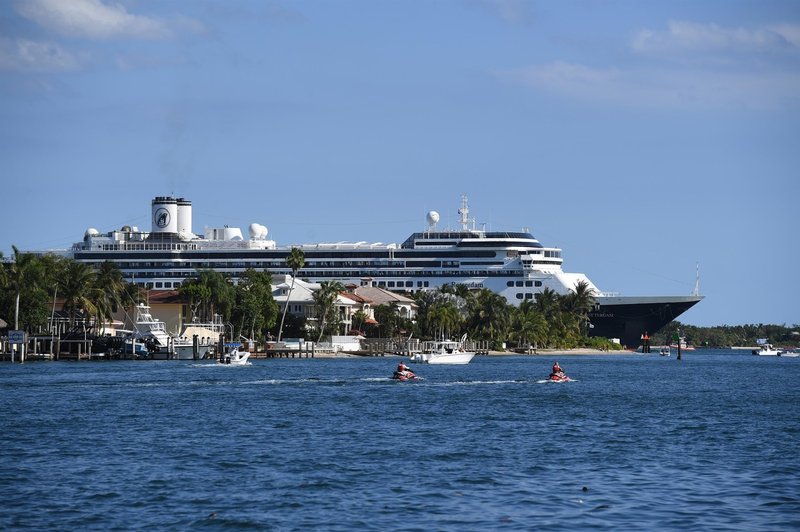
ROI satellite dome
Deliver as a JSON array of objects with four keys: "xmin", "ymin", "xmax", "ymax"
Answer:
[
  {"xmin": 249, "ymin": 223, "xmax": 268, "ymax": 240},
  {"xmin": 84, "ymin": 228, "xmax": 100, "ymax": 238},
  {"xmin": 426, "ymin": 211, "xmax": 440, "ymax": 225}
]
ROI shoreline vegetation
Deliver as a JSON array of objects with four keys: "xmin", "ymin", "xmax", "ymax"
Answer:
[{"xmin": 2, "ymin": 250, "xmax": 798, "ymax": 359}]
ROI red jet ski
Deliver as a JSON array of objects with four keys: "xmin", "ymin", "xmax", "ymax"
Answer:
[
  {"xmin": 547, "ymin": 371, "xmax": 572, "ymax": 382},
  {"xmin": 392, "ymin": 369, "xmax": 418, "ymax": 381}
]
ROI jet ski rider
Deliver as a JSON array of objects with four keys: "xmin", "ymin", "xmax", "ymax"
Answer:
[{"xmin": 552, "ymin": 361, "xmax": 563, "ymax": 375}]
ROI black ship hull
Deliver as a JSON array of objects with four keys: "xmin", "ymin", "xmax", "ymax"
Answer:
[{"xmin": 588, "ymin": 295, "xmax": 703, "ymax": 349}]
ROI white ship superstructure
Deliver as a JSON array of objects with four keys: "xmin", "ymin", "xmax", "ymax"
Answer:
[{"xmin": 74, "ymin": 196, "xmax": 594, "ymax": 301}]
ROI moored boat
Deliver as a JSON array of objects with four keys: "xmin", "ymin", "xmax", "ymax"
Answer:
[
  {"xmin": 131, "ymin": 302, "xmax": 175, "ymax": 358},
  {"xmin": 410, "ymin": 334, "xmax": 475, "ymax": 365},
  {"xmin": 752, "ymin": 344, "xmax": 783, "ymax": 356},
  {"xmin": 219, "ymin": 343, "xmax": 251, "ymax": 365},
  {"xmin": 669, "ymin": 337, "xmax": 696, "ymax": 351}
]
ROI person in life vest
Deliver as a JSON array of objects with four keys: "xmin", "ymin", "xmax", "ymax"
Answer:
[
  {"xmin": 395, "ymin": 362, "xmax": 415, "ymax": 379},
  {"xmin": 552, "ymin": 361, "xmax": 563, "ymax": 375}
]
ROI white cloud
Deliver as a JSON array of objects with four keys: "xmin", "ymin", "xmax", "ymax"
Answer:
[
  {"xmin": 770, "ymin": 24, "xmax": 800, "ymax": 48},
  {"xmin": 14, "ymin": 0, "xmax": 171, "ymax": 40},
  {"xmin": 503, "ymin": 19, "xmax": 800, "ymax": 111},
  {"xmin": 502, "ymin": 61, "xmax": 800, "ymax": 110},
  {"xmin": 632, "ymin": 20, "xmax": 800, "ymax": 54},
  {"xmin": 0, "ymin": 37, "xmax": 81, "ymax": 71}
]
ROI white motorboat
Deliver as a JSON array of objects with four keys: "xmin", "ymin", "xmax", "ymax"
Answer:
[
  {"xmin": 410, "ymin": 335, "xmax": 475, "ymax": 365},
  {"xmin": 173, "ymin": 314, "xmax": 225, "ymax": 360},
  {"xmin": 219, "ymin": 343, "xmax": 251, "ymax": 365},
  {"xmin": 659, "ymin": 346, "xmax": 670, "ymax": 357},
  {"xmin": 669, "ymin": 337, "xmax": 696, "ymax": 351},
  {"xmin": 132, "ymin": 303, "xmax": 224, "ymax": 360},
  {"xmin": 752, "ymin": 344, "xmax": 783, "ymax": 356},
  {"xmin": 131, "ymin": 302, "xmax": 176, "ymax": 357}
]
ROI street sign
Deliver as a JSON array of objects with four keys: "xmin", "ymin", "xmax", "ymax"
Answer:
[{"xmin": 8, "ymin": 330, "xmax": 26, "ymax": 344}]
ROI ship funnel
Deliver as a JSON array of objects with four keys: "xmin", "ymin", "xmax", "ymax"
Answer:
[
  {"xmin": 176, "ymin": 198, "xmax": 192, "ymax": 235},
  {"xmin": 152, "ymin": 196, "xmax": 178, "ymax": 233}
]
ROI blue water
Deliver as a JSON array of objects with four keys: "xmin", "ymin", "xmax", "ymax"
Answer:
[{"xmin": 2, "ymin": 351, "xmax": 799, "ymax": 530}]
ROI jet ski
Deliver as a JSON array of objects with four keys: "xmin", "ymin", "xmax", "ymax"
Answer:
[
  {"xmin": 392, "ymin": 369, "xmax": 418, "ymax": 381},
  {"xmin": 547, "ymin": 371, "xmax": 572, "ymax": 383}
]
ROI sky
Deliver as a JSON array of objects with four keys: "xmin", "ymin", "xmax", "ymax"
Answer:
[{"xmin": 1, "ymin": 0, "xmax": 798, "ymax": 328}]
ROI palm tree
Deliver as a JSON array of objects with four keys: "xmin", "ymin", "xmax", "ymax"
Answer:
[
  {"xmin": 562, "ymin": 280, "xmax": 598, "ymax": 337},
  {"xmin": 532, "ymin": 288, "xmax": 562, "ymax": 347},
  {"xmin": 7, "ymin": 246, "xmax": 44, "ymax": 330},
  {"xmin": 513, "ymin": 300, "xmax": 549, "ymax": 350},
  {"xmin": 313, "ymin": 280, "xmax": 344, "ymax": 342},
  {"xmin": 232, "ymin": 268, "xmax": 278, "ymax": 342},
  {"xmin": 179, "ymin": 269, "xmax": 235, "ymax": 323},
  {"xmin": 93, "ymin": 261, "xmax": 126, "ymax": 333},
  {"xmin": 467, "ymin": 288, "xmax": 511, "ymax": 346},
  {"xmin": 428, "ymin": 300, "xmax": 462, "ymax": 340},
  {"xmin": 59, "ymin": 261, "xmax": 98, "ymax": 327},
  {"xmin": 277, "ymin": 247, "xmax": 305, "ymax": 342}
]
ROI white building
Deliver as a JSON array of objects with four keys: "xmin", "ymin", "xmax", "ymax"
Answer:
[{"xmin": 272, "ymin": 276, "xmax": 418, "ymax": 336}]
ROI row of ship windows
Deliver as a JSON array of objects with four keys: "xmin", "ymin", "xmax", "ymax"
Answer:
[
  {"xmin": 516, "ymin": 293, "xmax": 535, "ymax": 300},
  {"xmin": 78, "ymin": 250, "xmax": 498, "ymax": 260},
  {"xmin": 132, "ymin": 280, "xmax": 433, "ymax": 290},
  {"xmin": 118, "ymin": 269, "xmax": 523, "ymax": 279},
  {"xmin": 507, "ymin": 280, "xmax": 543, "ymax": 287},
  {"xmin": 109, "ymin": 260, "xmax": 474, "ymax": 269},
  {"xmin": 377, "ymin": 281, "xmax": 430, "ymax": 288},
  {"xmin": 142, "ymin": 279, "xmax": 539, "ymax": 290},
  {"xmin": 130, "ymin": 281, "xmax": 183, "ymax": 289}
]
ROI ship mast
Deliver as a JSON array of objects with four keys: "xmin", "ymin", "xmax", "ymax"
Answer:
[
  {"xmin": 458, "ymin": 194, "xmax": 475, "ymax": 232},
  {"xmin": 692, "ymin": 262, "xmax": 700, "ymax": 296}
]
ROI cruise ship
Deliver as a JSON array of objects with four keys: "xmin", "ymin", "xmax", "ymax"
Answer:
[{"xmin": 69, "ymin": 196, "xmax": 701, "ymax": 348}]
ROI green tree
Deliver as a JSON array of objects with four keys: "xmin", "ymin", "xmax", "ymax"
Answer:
[
  {"xmin": 59, "ymin": 261, "xmax": 98, "ymax": 327},
  {"xmin": 231, "ymin": 268, "xmax": 278, "ymax": 342},
  {"xmin": 427, "ymin": 300, "xmax": 462, "ymax": 340},
  {"xmin": 513, "ymin": 299, "xmax": 549, "ymax": 349},
  {"xmin": 278, "ymin": 247, "xmax": 305, "ymax": 342},
  {"xmin": 562, "ymin": 280, "xmax": 597, "ymax": 337},
  {"xmin": 466, "ymin": 288, "xmax": 511, "ymax": 347},
  {"xmin": 533, "ymin": 288, "xmax": 562, "ymax": 347},
  {"xmin": 351, "ymin": 309, "xmax": 369, "ymax": 334},
  {"xmin": 413, "ymin": 288, "xmax": 468, "ymax": 340},
  {"xmin": 313, "ymin": 280, "xmax": 344, "ymax": 342},
  {"xmin": 93, "ymin": 261, "xmax": 127, "ymax": 331},
  {"xmin": 179, "ymin": 269, "xmax": 235, "ymax": 323},
  {"xmin": 5, "ymin": 246, "xmax": 45, "ymax": 330},
  {"xmin": 374, "ymin": 302, "xmax": 402, "ymax": 338}
]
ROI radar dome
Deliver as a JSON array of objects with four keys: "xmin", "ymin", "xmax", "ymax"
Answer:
[
  {"xmin": 84, "ymin": 228, "xmax": 100, "ymax": 238},
  {"xmin": 426, "ymin": 211, "xmax": 440, "ymax": 225},
  {"xmin": 249, "ymin": 223, "xmax": 268, "ymax": 240}
]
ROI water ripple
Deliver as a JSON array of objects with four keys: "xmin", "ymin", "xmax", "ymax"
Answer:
[{"xmin": 1, "ymin": 353, "xmax": 798, "ymax": 530}]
